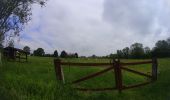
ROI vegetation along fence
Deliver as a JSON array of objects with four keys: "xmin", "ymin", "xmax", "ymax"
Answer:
[{"xmin": 54, "ymin": 58, "xmax": 158, "ymax": 93}]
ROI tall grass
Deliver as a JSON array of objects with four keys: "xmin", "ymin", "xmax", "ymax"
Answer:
[{"xmin": 0, "ymin": 57, "xmax": 170, "ymax": 100}]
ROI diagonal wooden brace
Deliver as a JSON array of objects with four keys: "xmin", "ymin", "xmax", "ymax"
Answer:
[
  {"xmin": 72, "ymin": 66, "xmax": 114, "ymax": 84},
  {"xmin": 121, "ymin": 66, "xmax": 152, "ymax": 78}
]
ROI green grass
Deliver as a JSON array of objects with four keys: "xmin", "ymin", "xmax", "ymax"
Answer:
[{"xmin": 0, "ymin": 56, "xmax": 170, "ymax": 100}]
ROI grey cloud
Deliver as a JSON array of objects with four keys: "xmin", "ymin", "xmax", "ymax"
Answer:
[
  {"xmin": 103, "ymin": 0, "xmax": 169, "ymax": 35},
  {"xmin": 15, "ymin": 0, "xmax": 170, "ymax": 56}
]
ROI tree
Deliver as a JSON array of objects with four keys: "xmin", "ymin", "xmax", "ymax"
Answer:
[
  {"xmin": 33, "ymin": 48, "xmax": 45, "ymax": 56},
  {"xmin": 122, "ymin": 47, "xmax": 130, "ymax": 59},
  {"xmin": 117, "ymin": 50, "xmax": 123, "ymax": 58},
  {"xmin": 144, "ymin": 46, "xmax": 151, "ymax": 58},
  {"xmin": 167, "ymin": 37, "xmax": 170, "ymax": 45},
  {"xmin": 155, "ymin": 40, "xmax": 169, "ymax": 50},
  {"xmin": 166, "ymin": 37, "xmax": 170, "ymax": 50},
  {"xmin": 74, "ymin": 53, "xmax": 78, "ymax": 58},
  {"xmin": 60, "ymin": 50, "xmax": 67, "ymax": 58},
  {"xmin": 153, "ymin": 40, "xmax": 169, "ymax": 57},
  {"xmin": 53, "ymin": 50, "xmax": 58, "ymax": 57},
  {"xmin": 91, "ymin": 54, "xmax": 97, "ymax": 58},
  {"xmin": 109, "ymin": 53, "xmax": 118, "ymax": 59},
  {"xmin": 130, "ymin": 43, "xmax": 144, "ymax": 58},
  {"xmin": 144, "ymin": 47, "xmax": 151, "ymax": 54},
  {"xmin": 0, "ymin": 0, "xmax": 46, "ymax": 43},
  {"xmin": 44, "ymin": 53, "xmax": 53, "ymax": 57},
  {"xmin": 23, "ymin": 46, "xmax": 30, "ymax": 54}
]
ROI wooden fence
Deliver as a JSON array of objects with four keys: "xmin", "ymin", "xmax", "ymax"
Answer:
[{"xmin": 54, "ymin": 58, "xmax": 158, "ymax": 92}]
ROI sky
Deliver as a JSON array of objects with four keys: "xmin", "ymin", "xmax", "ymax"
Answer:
[{"xmin": 15, "ymin": 0, "xmax": 170, "ymax": 56}]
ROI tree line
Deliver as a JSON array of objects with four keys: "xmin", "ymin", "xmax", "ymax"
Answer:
[
  {"xmin": 108, "ymin": 37, "xmax": 170, "ymax": 59},
  {"xmin": 22, "ymin": 46, "xmax": 78, "ymax": 58},
  {"xmin": 22, "ymin": 37, "xmax": 170, "ymax": 59}
]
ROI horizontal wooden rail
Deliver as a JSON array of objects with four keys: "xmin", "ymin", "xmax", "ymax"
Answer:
[
  {"xmin": 120, "ymin": 60, "xmax": 152, "ymax": 66},
  {"xmin": 72, "ymin": 66, "xmax": 114, "ymax": 84},
  {"xmin": 74, "ymin": 87, "xmax": 116, "ymax": 91},
  {"xmin": 121, "ymin": 66, "xmax": 152, "ymax": 78},
  {"xmin": 60, "ymin": 62, "xmax": 111, "ymax": 66},
  {"xmin": 122, "ymin": 81, "xmax": 152, "ymax": 90},
  {"xmin": 61, "ymin": 61, "xmax": 152, "ymax": 67}
]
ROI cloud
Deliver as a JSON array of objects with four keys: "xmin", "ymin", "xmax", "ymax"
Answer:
[
  {"xmin": 14, "ymin": 0, "xmax": 170, "ymax": 56},
  {"xmin": 103, "ymin": 0, "xmax": 170, "ymax": 36}
]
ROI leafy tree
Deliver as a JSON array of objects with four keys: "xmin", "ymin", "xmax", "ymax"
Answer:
[
  {"xmin": 155, "ymin": 40, "xmax": 169, "ymax": 50},
  {"xmin": 44, "ymin": 53, "xmax": 53, "ymax": 57},
  {"xmin": 166, "ymin": 37, "xmax": 170, "ymax": 49},
  {"xmin": 0, "ymin": 0, "xmax": 46, "ymax": 43},
  {"xmin": 23, "ymin": 46, "xmax": 30, "ymax": 54},
  {"xmin": 117, "ymin": 50, "xmax": 123, "ymax": 58},
  {"xmin": 122, "ymin": 47, "xmax": 130, "ymax": 59},
  {"xmin": 74, "ymin": 53, "xmax": 78, "ymax": 58},
  {"xmin": 167, "ymin": 37, "xmax": 170, "ymax": 44},
  {"xmin": 91, "ymin": 54, "xmax": 97, "ymax": 58},
  {"xmin": 33, "ymin": 48, "xmax": 45, "ymax": 56},
  {"xmin": 153, "ymin": 40, "xmax": 170, "ymax": 57},
  {"xmin": 144, "ymin": 46, "xmax": 151, "ymax": 58},
  {"xmin": 53, "ymin": 50, "xmax": 58, "ymax": 57},
  {"xmin": 109, "ymin": 53, "xmax": 118, "ymax": 59},
  {"xmin": 144, "ymin": 47, "xmax": 151, "ymax": 53},
  {"xmin": 60, "ymin": 50, "xmax": 67, "ymax": 58},
  {"xmin": 130, "ymin": 43, "xmax": 144, "ymax": 58}
]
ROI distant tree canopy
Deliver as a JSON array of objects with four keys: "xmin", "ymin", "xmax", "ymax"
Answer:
[
  {"xmin": 67, "ymin": 53, "xmax": 79, "ymax": 58},
  {"xmin": 33, "ymin": 48, "xmax": 45, "ymax": 56},
  {"xmin": 0, "ymin": 0, "xmax": 46, "ymax": 44},
  {"xmin": 152, "ymin": 40, "xmax": 170, "ymax": 57},
  {"xmin": 53, "ymin": 50, "xmax": 58, "ymax": 57},
  {"xmin": 75, "ymin": 53, "xmax": 78, "ymax": 58},
  {"xmin": 167, "ymin": 37, "xmax": 170, "ymax": 45},
  {"xmin": 91, "ymin": 54, "xmax": 97, "ymax": 58},
  {"xmin": 122, "ymin": 47, "xmax": 130, "ymax": 59},
  {"xmin": 59, "ymin": 50, "xmax": 78, "ymax": 58},
  {"xmin": 44, "ymin": 53, "xmax": 53, "ymax": 57},
  {"xmin": 108, "ymin": 37, "xmax": 170, "ymax": 59},
  {"xmin": 60, "ymin": 50, "xmax": 67, "ymax": 58},
  {"xmin": 144, "ymin": 46, "xmax": 151, "ymax": 58},
  {"xmin": 130, "ymin": 43, "xmax": 144, "ymax": 59},
  {"xmin": 23, "ymin": 46, "xmax": 30, "ymax": 54}
]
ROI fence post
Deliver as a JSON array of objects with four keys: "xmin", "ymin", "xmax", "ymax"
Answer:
[
  {"xmin": 114, "ymin": 59, "xmax": 122, "ymax": 93},
  {"xmin": 152, "ymin": 57, "xmax": 158, "ymax": 81},
  {"xmin": 54, "ymin": 59, "xmax": 64, "ymax": 83}
]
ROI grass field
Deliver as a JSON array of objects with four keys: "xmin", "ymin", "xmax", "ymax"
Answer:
[{"xmin": 0, "ymin": 57, "xmax": 170, "ymax": 100}]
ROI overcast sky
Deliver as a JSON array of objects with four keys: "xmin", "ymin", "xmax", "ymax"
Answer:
[{"xmin": 15, "ymin": 0, "xmax": 170, "ymax": 56}]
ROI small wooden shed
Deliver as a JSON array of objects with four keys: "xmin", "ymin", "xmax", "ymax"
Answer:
[{"xmin": 3, "ymin": 47, "xmax": 28, "ymax": 62}]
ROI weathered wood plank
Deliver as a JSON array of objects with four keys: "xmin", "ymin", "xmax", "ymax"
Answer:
[
  {"xmin": 121, "ymin": 66, "xmax": 152, "ymax": 78},
  {"xmin": 72, "ymin": 66, "xmax": 114, "ymax": 84},
  {"xmin": 122, "ymin": 81, "xmax": 152, "ymax": 90},
  {"xmin": 121, "ymin": 61, "xmax": 152, "ymax": 66}
]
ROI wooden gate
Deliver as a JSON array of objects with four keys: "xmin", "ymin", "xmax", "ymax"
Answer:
[{"xmin": 54, "ymin": 58, "xmax": 158, "ymax": 92}]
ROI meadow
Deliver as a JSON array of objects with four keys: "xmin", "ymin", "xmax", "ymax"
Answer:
[{"xmin": 0, "ymin": 56, "xmax": 170, "ymax": 100}]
